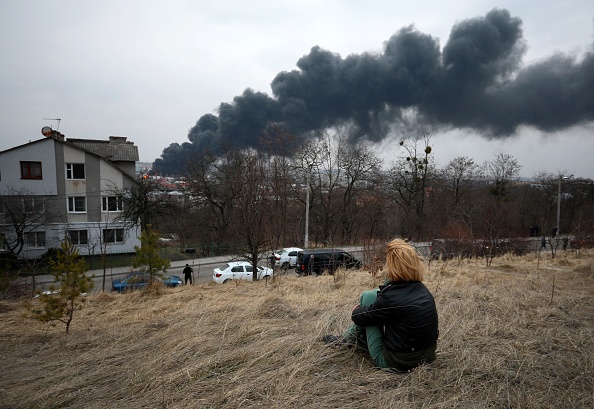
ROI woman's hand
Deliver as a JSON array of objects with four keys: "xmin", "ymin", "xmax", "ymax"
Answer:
[{"xmin": 352, "ymin": 304, "xmax": 360, "ymax": 311}]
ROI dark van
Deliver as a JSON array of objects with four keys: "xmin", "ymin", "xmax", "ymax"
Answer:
[{"xmin": 295, "ymin": 249, "xmax": 362, "ymax": 276}]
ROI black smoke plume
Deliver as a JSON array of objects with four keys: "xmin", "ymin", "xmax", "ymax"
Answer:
[{"xmin": 153, "ymin": 8, "xmax": 593, "ymax": 175}]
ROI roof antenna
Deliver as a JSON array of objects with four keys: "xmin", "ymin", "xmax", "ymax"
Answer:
[{"xmin": 42, "ymin": 118, "xmax": 61, "ymax": 130}]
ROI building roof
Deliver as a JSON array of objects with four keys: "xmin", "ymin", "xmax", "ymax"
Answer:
[
  {"xmin": 0, "ymin": 136, "xmax": 139, "ymax": 163},
  {"xmin": 67, "ymin": 136, "xmax": 139, "ymax": 162},
  {"xmin": 0, "ymin": 137, "xmax": 50, "ymax": 155}
]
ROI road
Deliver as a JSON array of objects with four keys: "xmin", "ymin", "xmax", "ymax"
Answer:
[
  {"xmin": 34, "ymin": 255, "xmax": 232, "ymax": 294},
  {"xmin": 32, "ymin": 247, "xmax": 368, "ymax": 294}
]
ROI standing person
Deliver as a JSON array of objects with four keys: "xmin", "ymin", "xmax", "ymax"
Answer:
[
  {"xmin": 183, "ymin": 264, "xmax": 193, "ymax": 285},
  {"xmin": 323, "ymin": 238, "xmax": 439, "ymax": 372},
  {"xmin": 541, "ymin": 236, "xmax": 547, "ymax": 250}
]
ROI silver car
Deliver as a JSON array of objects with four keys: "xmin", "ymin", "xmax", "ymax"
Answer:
[{"xmin": 273, "ymin": 247, "xmax": 303, "ymax": 269}]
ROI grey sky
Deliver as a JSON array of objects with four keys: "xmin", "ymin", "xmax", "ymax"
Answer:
[{"xmin": 1, "ymin": 1, "xmax": 592, "ymax": 178}]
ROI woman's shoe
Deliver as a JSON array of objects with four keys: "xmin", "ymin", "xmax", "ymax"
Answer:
[{"xmin": 322, "ymin": 334, "xmax": 357, "ymax": 349}]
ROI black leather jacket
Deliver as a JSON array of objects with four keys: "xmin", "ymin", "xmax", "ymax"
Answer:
[{"xmin": 351, "ymin": 281, "xmax": 438, "ymax": 354}]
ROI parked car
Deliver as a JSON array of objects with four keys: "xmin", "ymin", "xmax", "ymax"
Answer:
[
  {"xmin": 273, "ymin": 247, "xmax": 303, "ymax": 269},
  {"xmin": 295, "ymin": 249, "xmax": 361, "ymax": 276},
  {"xmin": 212, "ymin": 261, "xmax": 274, "ymax": 284},
  {"xmin": 111, "ymin": 272, "xmax": 183, "ymax": 293}
]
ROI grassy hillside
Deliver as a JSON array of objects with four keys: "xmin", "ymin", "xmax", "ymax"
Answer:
[{"xmin": 1, "ymin": 252, "xmax": 593, "ymax": 408}]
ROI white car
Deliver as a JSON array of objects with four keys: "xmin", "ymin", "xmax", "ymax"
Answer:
[
  {"xmin": 212, "ymin": 261, "xmax": 274, "ymax": 284},
  {"xmin": 273, "ymin": 247, "xmax": 303, "ymax": 269}
]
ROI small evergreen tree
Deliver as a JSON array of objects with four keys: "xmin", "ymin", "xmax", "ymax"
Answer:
[
  {"xmin": 132, "ymin": 225, "xmax": 170, "ymax": 281},
  {"xmin": 26, "ymin": 239, "xmax": 93, "ymax": 333}
]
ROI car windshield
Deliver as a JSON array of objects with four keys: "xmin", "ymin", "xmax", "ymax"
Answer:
[
  {"xmin": 277, "ymin": 250, "xmax": 287, "ymax": 255},
  {"xmin": 217, "ymin": 264, "xmax": 231, "ymax": 271}
]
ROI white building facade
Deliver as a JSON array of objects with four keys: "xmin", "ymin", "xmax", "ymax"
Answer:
[{"xmin": 0, "ymin": 134, "xmax": 141, "ymax": 259}]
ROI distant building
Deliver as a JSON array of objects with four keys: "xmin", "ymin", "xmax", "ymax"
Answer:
[
  {"xmin": 0, "ymin": 133, "xmax": 141, "ymax": 259},
  {"xmin": 136, "ymin": 161, "xmax": 153, "ymax": 174}
]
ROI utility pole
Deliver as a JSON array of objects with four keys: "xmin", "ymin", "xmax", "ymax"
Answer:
[
  {"xmin": 556, "ymin": 176, "xmax": 561, "ymax": 237},
  {"xmin": 556, "ymin": 174, "xmax": 572, "ymax": 237},
  {"xmin": 304, "ymin": 163, "xmax": 312, "ymax": 249}
]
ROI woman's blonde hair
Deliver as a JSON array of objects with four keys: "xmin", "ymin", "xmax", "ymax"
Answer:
[{"xmin": 384, "ymin": 238, "xmax": 425, "ymax": 282}]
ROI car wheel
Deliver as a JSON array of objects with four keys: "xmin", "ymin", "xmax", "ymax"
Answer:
[
  {"xmin": 223, "ymin": 279, "xmax": 232, "ymax": 284},
  {"xmin": 281, "ymin": 262, "xmax": 289, "ymax": 270}
]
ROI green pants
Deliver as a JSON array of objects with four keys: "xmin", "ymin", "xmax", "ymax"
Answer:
[{"xmin": 342, "ymin": 289, "xmax": 390, "ymax": 369}]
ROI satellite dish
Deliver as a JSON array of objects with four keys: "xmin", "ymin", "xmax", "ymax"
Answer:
[{"xmin": 41, "ymin": 126, "xmax": 53, "ymax": 137}]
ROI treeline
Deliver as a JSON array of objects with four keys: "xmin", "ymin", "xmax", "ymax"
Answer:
[{"xmin": 142, "ymin": 131, "xmax": 594, "ymax": 257}]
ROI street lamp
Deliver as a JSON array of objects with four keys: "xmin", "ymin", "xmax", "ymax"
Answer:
[
  {"xmin": 556, "ymin": 174, "xmax": 572, "ymax": 237},
  {"xmin": 304, "ymin": 163, "xmax": 312, "ymax": 249}
]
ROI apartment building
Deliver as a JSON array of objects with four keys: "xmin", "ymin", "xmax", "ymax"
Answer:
[{"xmin": 0, "ymin": 132, "xmax": 141, "ymax": 259}]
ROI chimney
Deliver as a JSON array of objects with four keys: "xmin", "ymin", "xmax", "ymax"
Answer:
[{"xmin": 109, "ymin": 136, "xmax": 128, "ymax": 144}]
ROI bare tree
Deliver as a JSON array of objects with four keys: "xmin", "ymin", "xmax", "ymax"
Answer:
[
  {"xmin": 0, "ymin": 188, "xmax": 58, "ymax": 257},
  {"xmin": 289, "ymin": 132, "xmax": 384, "ymax": 246},
  {"xmin": 436, "ymin": 156, "xmax": 484, "ymax": 241},
  {"xmin": 442, "ymin": 157, "xmax": 483, "ymax": 208},
  {"xmin": 562, "ymin": 177, "xmax": 594, "ymax": 238},
  {"xmin": 185, "ymin": 148, "xmax": 247, "ymax": 245},
  {"xmin": 84, "ymin": 212, "xmax": 128, "ymax": 292},
  {"xmin": 227, "ymin": 152, "xmax": 275, "ymax": 279},
  {"xmin": 519, "ymin": 171, "xmax": 557, "ymax": 239},
  {"xmin": 384, "ymin": 132, "xmax": 436, "ymax": 240},
  {"xmin": 186, "ymin": 147, "xmax": 275, "ymax": 279},
  {"xmin": 158, "ymin": 207, "xmax": 200, "ymax": 250},
  {"xmin": 483, "ymin": 153, "xmax": 522, "ymax": 201},
  {"xmin": 336, "ymin": 141, "xmax": 383, "ymax": 243},
  {"xmin": 477, "ymin": 153, "xmax": 522, "ymax": 262},
  {"xmin": 261, "ymin": 125, "xmax": 302, "ymax": 249},
  {"xmin": 113, "ymin": 177, "xmax": 180, "ymax": 234},
  {"xmin": 292, "ymin": 134, "xmax": 336, "ymax": 245}
]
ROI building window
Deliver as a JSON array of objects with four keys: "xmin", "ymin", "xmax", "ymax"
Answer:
[
  {"xmin": 103, "ymin": 228, "xmax": 124, "ymax": 243},
  {"xmin": 67, "ymin": 197, "xmax": 86, "ymax": 213},
  {"xmin": 20, "ymin": 161, "xmax": 42, "ymax": 180},
  {"xmin": 23, "ymin": 197, "xmax": 44, "ymax": 213},
  {"xmin": 102, "ymin": 196, "xmax": 123, "ymax": 212},
  {"xmin": 26, "ymin": 231, "xmax": 46, "ymax": 248},
  {"xmin": 68, "ymin": 229, "xmax": 88, "ymax": 245},
  {"xmin": 66, "ymin": 163, "xmax": 85, "ymax": 180}
]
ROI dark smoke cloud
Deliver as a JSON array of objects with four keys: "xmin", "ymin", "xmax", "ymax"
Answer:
[{"xmin": 153, "ymin": 8, "xmax": 594, "ymax": 175}]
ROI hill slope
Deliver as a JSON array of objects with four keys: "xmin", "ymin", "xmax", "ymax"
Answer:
[{"xmin": 1, "ymin": 252, "xmax": 593, "ymax": 408}]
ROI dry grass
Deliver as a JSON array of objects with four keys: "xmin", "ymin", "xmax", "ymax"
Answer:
[{"xmin": 1, "ymin": 251, "xmax": 593, "ymax": 408}]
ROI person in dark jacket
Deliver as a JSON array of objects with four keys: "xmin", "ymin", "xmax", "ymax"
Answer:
[
  {"xmin": 323, "ymin": 238, "xmax": 439, "ymax": 371},
  {"xmin": 183, "ymin": 264, "xmax": 193, "ymax": 285}
]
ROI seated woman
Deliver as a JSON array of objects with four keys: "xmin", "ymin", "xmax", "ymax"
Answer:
[{"xmin": 323, "ymin": 238, "xmax": 439, "ymax": 371}]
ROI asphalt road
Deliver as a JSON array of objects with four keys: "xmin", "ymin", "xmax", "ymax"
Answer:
[
  {"xmin": 92, "ymin": 259, "xmax": 223, "ymax": 291},
  {"xmin": 33, "ymin": 255, "xmax": 234, "ymax": 293},
  {"xmin": 31, "ymin": 247, "xmax": 367, "ymax": 294}
]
